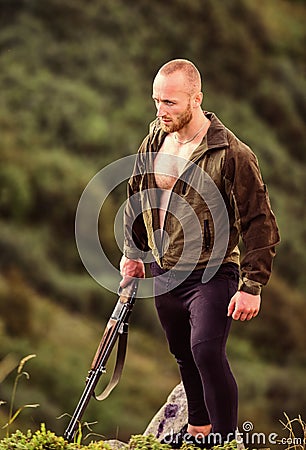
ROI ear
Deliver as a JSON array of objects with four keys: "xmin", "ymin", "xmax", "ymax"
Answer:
[{"xmin": 192, "ymin": 91, "xmax": 203, "ymax": 108}]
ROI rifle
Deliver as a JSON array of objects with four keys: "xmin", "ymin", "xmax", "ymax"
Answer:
[{"xmin": 64, "ymin": 280, "xmax": 139, "ymax": 442}]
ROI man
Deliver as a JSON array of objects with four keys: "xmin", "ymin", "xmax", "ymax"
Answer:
[{"xmin": 120, "ymin": 59, "xmax": 280, "ymax": 448}]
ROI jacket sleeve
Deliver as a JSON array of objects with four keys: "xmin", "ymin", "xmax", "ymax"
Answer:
[
  {"xmin": 123, "ymin": 142, "xmax": 150, "ymax": 260},
  {"xmin": 224, "ymin": 138, "xmax": 280, "ymax": 295}
]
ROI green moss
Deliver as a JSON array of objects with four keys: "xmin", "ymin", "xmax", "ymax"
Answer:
[
  {"xmin": 0, "ymin": 424, "xmax": 112, "ymax": 449},
  {"xmin": 0, "ymin": 426, "xmax": 240, "ymax": 450}
]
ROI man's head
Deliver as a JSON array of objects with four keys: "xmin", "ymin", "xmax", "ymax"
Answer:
[
  {"xmin": 152, "ymin": 59, "xmax": 203, "ymax": 133},
  {"xmin": 157, "ymin": 59, "xmax": 202, "ymax": 95}
]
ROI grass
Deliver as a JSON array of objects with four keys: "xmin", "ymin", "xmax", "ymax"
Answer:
[
  {"xmin": 279, "ymin": 413, "xmax": 306, "ymax": 450},
  {"xmin": 1, "ymin": 354, "xmax": 39, "ymax": 437},
  {"xmin": 0, "ymin": 425, "xmax": 242, "ymax": 449}
]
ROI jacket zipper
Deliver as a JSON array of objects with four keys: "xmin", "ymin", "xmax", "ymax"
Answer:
[
  {"xmin": 153, "ymin": 145, "xmax": 211, "ymax": 267},
  {"xmin": 204, "ymin": 219, "xmax": 211, "ymax": 251}
]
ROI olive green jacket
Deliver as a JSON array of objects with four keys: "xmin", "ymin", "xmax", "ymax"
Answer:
[{"xmin": 124, "ymin": 112, "xmax": 280, "ymax": 294}]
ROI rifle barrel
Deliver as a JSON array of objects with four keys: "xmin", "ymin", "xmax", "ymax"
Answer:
[
  {"xmin": 64, "ymin": 369, "xmax": 100, "ymax": 442},
  {"xmin": 63, "ymin": 280, "xmax": 139, "ymax": 442}
]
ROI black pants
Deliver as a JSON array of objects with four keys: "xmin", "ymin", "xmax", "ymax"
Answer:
[{"xmin": 151, "ymin": 262, "xmax": 239, "ymax": 437}]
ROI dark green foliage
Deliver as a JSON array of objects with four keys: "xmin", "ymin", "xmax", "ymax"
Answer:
[
  {"xmin": 0, "ymin": 165, "xmax": 32, "ymax": 220},
  {"xmin": 0, "ymin": 0, "xmax": 305, "ymax": 443},
  {"xmin": 0, "ymin": 269, "xmax": 33, "ymax": 337},
  {"xmin": 128, "ymin": 434, "xmax": 171, "ymax": 449},
  {"xmin": 0, "ymin": 424, "xmax": 112, "ymax": 449},
  {"xmin": 0, "ymin": 426, "xmax": 240, "ymax": 449},
  {"xmin": 1, "ymin": 0, "xmax": 305, "ymax": 298}
]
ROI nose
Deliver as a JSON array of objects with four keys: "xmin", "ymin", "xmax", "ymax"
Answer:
[{"xmin": 156, "ymin": 102, "xmax": 166, "ymax": 118}]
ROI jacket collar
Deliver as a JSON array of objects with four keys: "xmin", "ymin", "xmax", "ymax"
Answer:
[
  {"xmin": 149, "ymin": 111, "xmax": 229, "ymax": 153},
  {"xmin": 204, "ymin": 111, "xmax": 229, "ymax": 150}
]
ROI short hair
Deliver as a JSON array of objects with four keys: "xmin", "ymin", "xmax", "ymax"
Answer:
[{"xmin": 157, "ymin": 59, "xmax": 202, "ymax": 94}]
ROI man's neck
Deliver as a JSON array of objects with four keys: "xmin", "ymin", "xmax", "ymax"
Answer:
[{"xmin": 174, "ymin": 113, "xmax": 210, "ymax": 145}]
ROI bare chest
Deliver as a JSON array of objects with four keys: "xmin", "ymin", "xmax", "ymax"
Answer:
[{"xmin": 154, "ymin": 137, "xmax": 196, "ymax": 190}]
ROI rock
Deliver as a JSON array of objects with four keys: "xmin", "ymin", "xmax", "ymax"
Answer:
[
  {"xmin": 104, "ymin": 382, "xmax": 245, "ymax": 449},
  {"xmin": 101, "ymin": 383, "xmax": 186, "ymax": 450},
  {"xmin": 144, "ymin": 382, "xmax": 245, "ymax": 449},
  {"xmin": 143, "ymin": 381, "xmax": 187, "ymax": 441},
  {"xmin": 103, "ymin": 439, "xmax": 128, "ymax": 449}
]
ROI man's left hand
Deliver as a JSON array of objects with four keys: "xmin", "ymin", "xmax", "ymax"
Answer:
[{"xmin": 227, "ymin": 291, "xmax": 261, "ymax": 321}]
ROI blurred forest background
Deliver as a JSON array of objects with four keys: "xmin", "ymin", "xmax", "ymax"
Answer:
[{"xmin": 0, "ymin": 0, "xmax": 306, "ymax": 444}]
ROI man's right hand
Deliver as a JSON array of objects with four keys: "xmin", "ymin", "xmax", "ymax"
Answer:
[{"xmin": 119, "ymin": 255, "xmax": 145, "ymax": 288}]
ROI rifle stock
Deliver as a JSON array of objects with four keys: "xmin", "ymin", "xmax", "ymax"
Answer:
[{"xmin": 64, "ymin": 280, "xmax": 138, "ymax": 442}]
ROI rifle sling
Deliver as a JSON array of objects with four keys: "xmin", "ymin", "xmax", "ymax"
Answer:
[{"xmin": 93, "ymin": 329, "xmax": 128, "ymax": 401}]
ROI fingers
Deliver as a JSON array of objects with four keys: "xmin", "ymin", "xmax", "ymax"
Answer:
[
  {"xmin": 228, "ymin": 291, "xmax": 261, "ymax": 321},
  {"xmin": 121, "ymin": 266, "xmax": 145, "ymax": 280},
  {"xmin": 232, "ymin": 306, "xmax": 259, "ymax": 321},
  {"xmin": 120, "ymin": 271, "xmax": 144, "ymax": 288},
  {"xmin": 234, "ymin": 311, "xmax": 252, "ymax": 321},
  {"xmin": 119, "ymin": 275, "xmax": 132, "ymax": 288},
  {"xmin": 227, "ymin": 298, "xmax": 235, "ymax": 317},
  {"xmin": 119, "ymin": 257, "xmax": 145, "ymax": 288}
]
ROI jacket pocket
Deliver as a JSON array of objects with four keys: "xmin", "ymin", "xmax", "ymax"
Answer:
[{"xmin": 204, "ymin": 219, "xmax": 211, "ymax": 251}]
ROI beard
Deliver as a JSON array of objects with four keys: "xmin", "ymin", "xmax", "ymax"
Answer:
[{"xmin": 160, "ymin": 101, "xmax": 193, "ymax": 133}]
